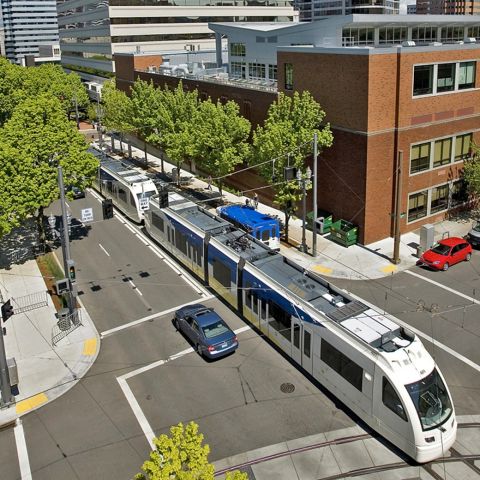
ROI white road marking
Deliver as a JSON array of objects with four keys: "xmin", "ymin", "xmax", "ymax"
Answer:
[
  {"xmin": 117, "ymin": 325, "xmax": 251, "ymax": 448},
  {"xmin": 128, "ymin": 278, "xmax": 143, "ymax": 296},
  {"xmin": 14, "ymin": 420, "xmax": 32, "ymax": 480},
  {"xmin": 100, "ymin": 296, "xmax": 215, "ymax": 338},
  {"xmin": 405, "ymin": 270, "xmax": 480, "ymax": 306},
  {"xmin": 98, "ymin": 243, "xmax": 110, "ymax": 257}
]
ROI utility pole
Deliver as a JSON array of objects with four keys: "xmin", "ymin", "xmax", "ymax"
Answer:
[
  {"xmin": 74, "ymin": 93, "xmax": 80, "ymax": 129},
  {"xmin": 0, "ymin": 314, "xmax": 13, "ymax": 407},
  {"xmin": 96, "ymin": 94, "xmax": 104, "ymax": 149},
  {"xmin": 58, "ymin": 166, "xmax": 76, "ymax": 314},
  {"xmin": 392, "ymin": 150, "xmax": 403, "ymax": 265},
  {"xmin": 312, "ymin": 133, "xmax": 318, "ymax": 257}
]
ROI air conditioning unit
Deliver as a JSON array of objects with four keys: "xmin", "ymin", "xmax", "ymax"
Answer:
[
  {"xmin": 429, "ymin": 42, "xmax": 443, "ymax": 46},
  {"xmin": 402, "ymin": 40, "xmax": 416, "ymax": 47},
  {"xmin": 464, "ymin": 37, "xmax": 477, "ymax": 43}
]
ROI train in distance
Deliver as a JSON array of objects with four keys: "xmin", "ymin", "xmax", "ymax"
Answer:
[{"xmin": 143, "ymin": 191, "xmax": 456, "ymax": 464}]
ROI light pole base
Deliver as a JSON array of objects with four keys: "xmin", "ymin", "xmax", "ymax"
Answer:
[{"xmin": 298, "ymin": 244, "xmax": 309, "ymax": 253}]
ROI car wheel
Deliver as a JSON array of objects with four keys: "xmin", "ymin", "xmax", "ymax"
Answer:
[
  {"xmin": 195, "ymin": 344, "xmax": 202, "ymax": 356},
  {"xmin": 466, "ymin": 253, "xmax": 472, "ymax": 261},
  {"xmin": 443, "ymin": 263, "xmax": 449, "ymax": 271}
]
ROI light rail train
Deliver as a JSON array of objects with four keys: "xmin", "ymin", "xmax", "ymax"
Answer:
[
  {"xmin": 145, "ymin": 191, "xmax": 457, "ymax": 464},
  {"xmin": 91, "ymin": 148, "xmax": 158, "ymax": 223}
]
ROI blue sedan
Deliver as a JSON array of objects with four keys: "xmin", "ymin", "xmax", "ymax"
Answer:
[{"xmin": 174, "ymin": 304, "xmax": 238, "ymax": 359}]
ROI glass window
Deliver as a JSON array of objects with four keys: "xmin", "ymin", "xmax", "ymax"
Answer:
[
  {"xmin": 268, "ymin": 64, "xmax": 277, "ymax": 80},
  {"xmin": 245, "ymin": 281, "xmax": 252, "ymax": 310},
  {"xmin": 285, "ymin": 63, "xmax": 293, "ymax": 90},
  {"xmin": 293, "ymin": 323, "xmax": 300, "ymax": 348},
  {"xmin": 230, "ymin": 42, "xmax": 245, "ymax": 57},
  {"xmin": 411, "ymin": 26, "xmax": 436, "ymax": 44},
  {"xmin": 459, "ymin": 62, "xmax": 476, "ymax": 90},
  {"xmin": 408, "ymin": 191, "xmax": 428, "ymax": 222},
  {"xmin": 410, "ymin": 142, "xmax": 431, "ymax": 173},
  {"xmin": 268, "ymin": 301, "xmax": 291, "ymax": 341},
  {"xmin": 383, "ymin": 377, "xmax": 408, "ymax": 421},
  {"xmin": 175, "ymin": 230, "xmax": 188, "ymax": 255},
  {"xmin": 430, "ymin": 184, "xmax": 449, "ymax": 214},
  {"xmin": 230, "ymin": 61, "xmax": 246, "ymax": 79},
  {"xmin": 405, "ymin": 368, "xmax": 453, "ymax": 431},
  {"xmin": 413, "ymin": 65, "xmax": 433, "ymax": 96},
  {"xmin": 304, "ymin": 330, "xmax": 311, "ymax": 358},
  {"xmin": 440, "ymin": 26, "xmax": 464, "ymax": 43},
  {"xmin": 212, "ymin": 258, "xmax": 231, "ymax": 288},
  {"xmin": 450, "ymin": 180, "xmax": 468, "ymax": 206},
  {"xmin": 455, "ymin": 133, "xmax": 472, "ymax": 161},
  {"xmin": 249, "ymin": 63, "xmax": 266, "ymax": 79},
  {"xmin": 437, "ymin": 63, "xmax": 455, "ymax": 93},
  {"xmin": 152, "ymin": 212, "xmax": 164, "ymax": 232},
  {"xmin": 433, "ymin": 138, "xmax": 452, "ymax": 168},
  {"xmin": 320, "ymin": 339, "xmax": 363, "ymax": 391}
]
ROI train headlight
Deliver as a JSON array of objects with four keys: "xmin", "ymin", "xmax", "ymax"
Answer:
[{"xmin": 425, "ymin": 436, "xmax": 435, "ymax": 443}]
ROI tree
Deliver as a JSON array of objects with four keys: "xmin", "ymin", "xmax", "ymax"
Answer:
[
  {"xmin": 252, "ymin": 91, "xmax": 333, "ymax": 241},
  {"xmin": 463, "ymin": 143, "xmax": 480, "ymax": 198},
  {"xmin": 193, "ymin": 99, "xmax": 251, "ymax": 196},
  {"xmin": 135, "ymin": 421, "xmax": 247, "ymax": 480},
  {"xmin": 101, "ymin": 79, "xmax": 134, "ymax": 152},
  {"xmin": 0, "ymin": 94, "xmax": 98, "ymax": 241},
  {"xmin": 0, "ymin": 59, "xmax": 25, "ymax": 125}
]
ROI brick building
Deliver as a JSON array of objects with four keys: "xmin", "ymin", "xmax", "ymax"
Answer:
[{"xmin": 115, "ymin": 15, "xmax": 480, "ymax": 244}]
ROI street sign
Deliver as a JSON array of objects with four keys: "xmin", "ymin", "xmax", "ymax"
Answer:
[{"xmin": 81, "ymin": 208, "xmax": 94, "ymax": 223}]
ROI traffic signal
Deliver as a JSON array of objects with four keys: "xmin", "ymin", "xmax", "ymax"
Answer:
[
  {"xmin": 284, "ymin": 167, "xmax": 297, "ymax": 181},
  {"xmin": 67, "ymin": 259, "xmax": 76, "ymax": 283},
  {"xmin": 1, "ymin": 300, "xmax": 14, "ymax": 322},
  {"xmin": 159, "ymin": 191, "xmax": 169, "ymax": 209},
  {"xmin": 102, "ymin": 199, "xmax": 114, "ymax": 219}
]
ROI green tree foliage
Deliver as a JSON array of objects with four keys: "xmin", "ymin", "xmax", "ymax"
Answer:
[
  {"xmin": 463, "ymin": 143, "xmax": 480, "ymax": 197},
  {"xmin": 0, "ymin": 95, "xmax": 98, "ymax": 240},
  {"xmin": 135, "ymin": 421, "xmax": 247, "ymax": 480},
  {"xmin": 101, "ymin": 79, "xmax": 134, "ymax": 151},
  {"xmin": 193, "ymin": 100, "xmax": 251, "ymax": 196},
  {"xmin": 252, "ymin": 91, "xmax": 333, "ymax": 241},
  {"xmin": 0, "ymin": 58, "xmax": 26, "ymax": 125}
]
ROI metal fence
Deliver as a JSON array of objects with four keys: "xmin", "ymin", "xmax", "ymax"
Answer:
[
  {"xmin": 12, "ymin": 291, "xmax": 49, "ymax": 314},
  {"xmin": 52, "ymin": 309, "xmax": 82, "ymax": 346}
]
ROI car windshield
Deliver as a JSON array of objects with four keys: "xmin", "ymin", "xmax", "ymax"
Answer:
[
  {"xmin": 430, "ymin": 244, "xmax": 451, "ymax": 256},
  {"xmin": 202, "ymin": 320, "xmax": 230, "ymax": 339},
  {"xmin": 473, "ymin": 223, "xmax": 480, "ymax": 232},
  {"xmin": 405, "ymin": 368, "xmax": 453, "ymax": 431}
]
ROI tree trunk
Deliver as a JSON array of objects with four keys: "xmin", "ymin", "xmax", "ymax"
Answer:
[
  {"xmin": 144, "ymin": 140, "xmax": 148, "ymax": 166},
  {"xmin": 119, "ymin": 134, "xmax": 124, "ymax": 153},
  {"xmin": 218, "ymin": 180, "xmax": 223, "ymax": 197},
  {"xmin": 37, "ymin": 206, "xmax": 46, "ymax": 245},
  {"xmin": 160, "ymin": 155, "xmax": 165, "ymax": 173},
  {"xmin": 283, "ymin": 209, "xmax": 290, "ymax": 242},
  {"xmin": 176, "ymin": 161, "xmax": 181, "ymax": 187}
]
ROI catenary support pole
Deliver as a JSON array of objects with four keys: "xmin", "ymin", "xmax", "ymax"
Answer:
[
  {"xmin": 392, "ymin": 150, "xmax": 403, "ymax": 265},
  {"xmin": 0, "ymin": 317, "xmax": 13, "ymax": 407},
  {"xmin": 312, "ymin": 133, "xmax": 318, "ymax": 257}
]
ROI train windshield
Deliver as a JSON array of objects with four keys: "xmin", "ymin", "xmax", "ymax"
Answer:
[{"xmin": 405, "ymin": 368, "xmax": 453, "ymax": 431}]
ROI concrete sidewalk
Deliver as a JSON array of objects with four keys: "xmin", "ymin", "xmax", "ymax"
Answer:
[
  {"xmin": 0, "ymin": 258, "xmax": 100, "ymax": 425},
  {"xmin": 103, "ymin": 137, "xmax": 475, "ymax": 280}
]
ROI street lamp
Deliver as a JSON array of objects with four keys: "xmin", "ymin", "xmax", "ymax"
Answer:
[{"xmin": 297, "ymin": 166, "xmax": 312, "ymax": 254}]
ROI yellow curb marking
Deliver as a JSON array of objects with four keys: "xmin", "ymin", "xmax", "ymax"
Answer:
[
  {"xmin": 83, "ymin": 338, "xmax": 97, "ymax": 356},
  {"xmin": 311, "ymin": 265, "xmax": 333, "ymax": 274},
  {"xmin": 16, "ymin": 393, "xmax": 48, "ymax": 414},
  {"xmin": 381, "ymin": 265, "xmax": 398, "ymax": 273}
]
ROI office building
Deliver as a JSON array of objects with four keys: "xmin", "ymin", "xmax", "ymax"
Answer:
[
  {"xmin": 116, "ymin": 15, "xmax": 480, "ymax": 244},
  {"xmin": 56, "ymin": 0, "xmax": 295, "ymax": 80},
  {"xmin": 407, "ymin": 3, "xmax": 416, "ymax": 13},
  {"xmin": 0, "ymin": 0, "xmax": 59, "ymax": 64},
  {"xmin": 416, "ymin": 0, "xmax": 480, "ymax": 14}
]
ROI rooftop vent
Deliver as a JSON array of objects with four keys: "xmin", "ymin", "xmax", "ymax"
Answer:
[
  {"xmin": 465, "ymin": 37, "xmax": 477, "ymax": 44},
  {"xmin": 402, "ymin": 41, "xmax": 416, "ymax": 47},
  {"xmin": 429, "ymin": 42, "xmax": 443, "ymax": 47}
]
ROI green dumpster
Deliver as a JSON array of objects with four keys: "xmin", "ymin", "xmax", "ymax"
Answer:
[
  {"xmin": 306, "ymin": 209, "xmax": 333, "ymax": 234},
  {"xmin": 329, "ymin": 220, "xmax": 358, "ymax": 247}
]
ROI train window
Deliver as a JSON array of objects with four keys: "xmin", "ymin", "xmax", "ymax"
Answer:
[
  {"xmin": 268, "ymin": 301, "xmax": 291, "ymax": 341},
  {"xmin": 383, "ymin": 377, "xmax": 408, "ymax": 421},
  {"xmin": 293, "ymin": 324, "xmax": 300, "ymax": 348},
  {"xmin": 152, "ymin": 212, "xmax": 164, "ymax": 232},
  {"xmin": 253, "ymin": 293, "xmax": 258, "ymax": 314},
  {"xmin": 261, "ymin": 299, "xmax": 267, "ymax": 319},
  {"xmin": 304, "ymin": 331, "xmax": 311, "ymax": 358},
  {"xmin": 320, "ymin": 339, "xmax": 363, "ymax": 391},
  {"xmin": 193, "ymin": 244, "xmax": 202, "ymax": 266},
  {"xmin": 245, "ymin": 282, "xmax": 252, "ymax": 309},
  {"xmin": 118, "ymin": 187, "xmax": 127, "ymax": 203},
  {"xmin": 212, "ymin": 258, "xmax": 231, "ymax": 288},
  {"xmin": 175, "ymin": 230, "xmax": 188, "ymax": 255},
  {"xmin": 129, "ymin": 191, "xmax": 136, "ymax": 206},
  {"xmin": 262, "ymin": 230, "xmax": 270, "ymax": 242}
]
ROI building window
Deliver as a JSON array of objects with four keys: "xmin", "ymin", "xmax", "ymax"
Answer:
[
  {"xmin": 378, "ymin": 26, "xmax": 407, "ymax": 44},
  {"xmin": 459, "ymin": 61, "xmax": 476, "ymax": 90},
  {"xmin": 433, "ymin": 138, "xmax": 452, "ymax": 168},
  {"xmin": 342, "ymin": 27, "xmax": 374, "ymax": 46},
  {"xmin": 382, "ymin": 377, "xmax": 407, "ymax": 421},
  {"xmin": 413, "ymin": 65, "xmax": 433, "ymax": 96},
  {"xmin": 243, "ymin": 101, "xmax": 251, "ymax": 120},
  {"xmin": 410, "ymin": 142, "xmax": 431, "ymax": 174},
  {"xmin": 411, "ymin": 26, "xmax": 436, "ymax": 44},
  {"xmin": 408, "ymin": 191, "xmax": 428, "ymax": 222},
  {"xmin": 430, "ymin": 184, "xmax": 449, "ymax": 214},
  {"xmin": 450, "ymin": 180, "xmax": 468, "ymax": 206},
  {"xmin": 230, "ymin": 61, "xmax": 246, "ymax": 79},
  {"xmin": 455, "ymin": 133, "xmax": 472, "ymax": 162},
  {"xmin": 267, "ymin": 36, "xmax": 277, "ymax": 43},
  {"xmin": 440, "ymin": 26, "xmax": 465, "ymax": 43},
  {"xmin": 249, "ymin": 62, "xmax": 266, "ymax": 79},
  {"xmin": 468, "ymin": 26, "xmax": 480, "ymax": 40},
  {"xmin": 437, "ymin": 63, "xmax": 455, "ymax": 93},
  {"xmin": 285, "ymin": 63, "xmax": 293, "ymax": 90},
  {"xmin": 256, "ymin": 36, "xmax": 265, "ymax": 43},
  {"xmin": 230, "ymin": 42, "xmax": 245, "ymax": 57},
  {"xmin": 268, "ymin": 64, "xmax": 277, "ymax": 80}
]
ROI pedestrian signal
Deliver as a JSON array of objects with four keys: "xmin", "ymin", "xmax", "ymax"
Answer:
[
  {"xmin": 67, "ymin": 259, "xmax": 76, "ymax": 283},
  {"xmin": 1, "ymin": 300, "xmax": 14, "ymax": 322}
]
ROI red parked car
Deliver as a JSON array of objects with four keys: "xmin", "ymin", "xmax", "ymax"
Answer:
[{"xmin": 418, "ymin": 237, "xmax": 472, "ymax": 271}]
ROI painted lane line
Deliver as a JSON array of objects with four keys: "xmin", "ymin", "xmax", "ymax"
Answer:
[
  {"xmin": 14, "ymin": 420, "xmax": 32, "ymax": 480},
  {"xmin": 117, "ymin": 325, "xmax": 252, "ymax": 448},
  {"xmin": 405, "ymin": 270, "xmax": 480, "ymax": 306},
  {"xmin": 128, "ymin": 279, "xmax": 143, "ymax": 296},
  {"xmin": 100, "ymin": 296, "xmax": 215, "ymax": 338},
  {"xmin": 147, "ymin": 244, "xmax": 165, "ymax": 260},
  {"xmin": 98, "ymin": 243, "xmax": 110, "ymax": 257},
  {"xmin": 117, "ymin": 377, "xmax": 156, "ymax": 451}
]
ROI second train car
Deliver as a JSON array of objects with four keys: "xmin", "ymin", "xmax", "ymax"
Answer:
[{"xmin": 145, "ymin": 192, "xmax": 456, "ymax": 464}]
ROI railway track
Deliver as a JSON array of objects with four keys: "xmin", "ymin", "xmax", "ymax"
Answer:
[{"xmin": 215, "ymin": 422, "xmax": 480, "ymax": 479}]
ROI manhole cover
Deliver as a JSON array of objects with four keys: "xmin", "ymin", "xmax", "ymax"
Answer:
[{"xmin": 280, "ymin": 383, "xmax": 295, "ymax": 394}]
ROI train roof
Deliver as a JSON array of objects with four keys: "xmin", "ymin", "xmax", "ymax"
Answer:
[{"xmin": 218, "ymin": 204, "xmax": 279, "ymax": 227}]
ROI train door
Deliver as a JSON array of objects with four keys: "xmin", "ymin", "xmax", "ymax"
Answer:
[{"xmin": 290, "ymin": 319, "xmax": 314, "ymax": 375}]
